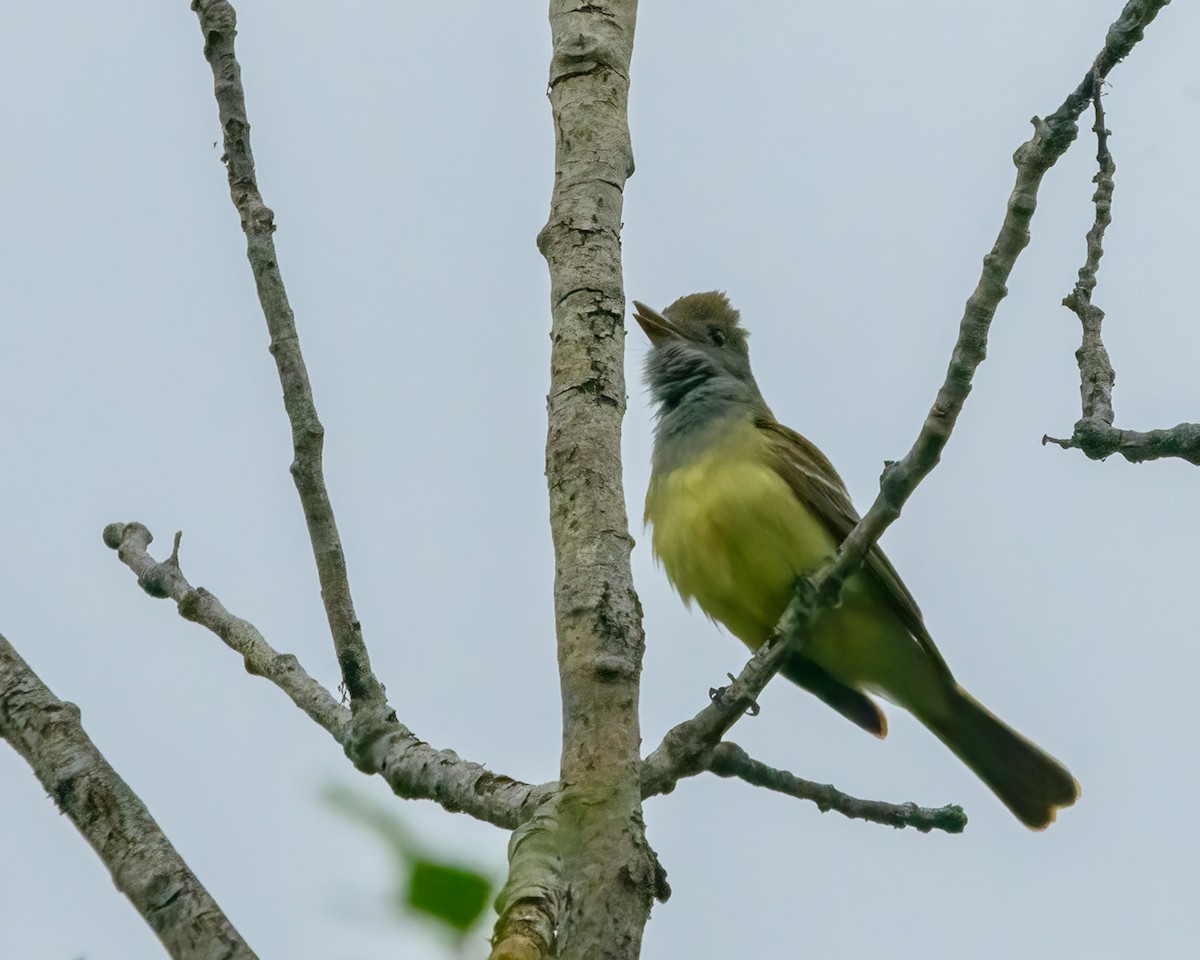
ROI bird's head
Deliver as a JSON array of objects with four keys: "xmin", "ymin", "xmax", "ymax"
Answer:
[{"xmin": 633, "ymin": 291, "xmax": 759, "ymax": 412}]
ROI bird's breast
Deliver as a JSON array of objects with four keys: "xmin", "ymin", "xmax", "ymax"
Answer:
[{"xmin": 645, "ymin": 428, "xmax": 837, "ymax": 648}]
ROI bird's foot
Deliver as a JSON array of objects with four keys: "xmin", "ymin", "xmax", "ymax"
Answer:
[{"xmin": 709, "ymin": 673, "xmax": 760, "ymax": 716}]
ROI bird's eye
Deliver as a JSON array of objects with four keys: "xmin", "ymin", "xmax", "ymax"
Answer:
[{"xmin": 708, "ymin": 326, "xmax": 726, "ymax": 346}]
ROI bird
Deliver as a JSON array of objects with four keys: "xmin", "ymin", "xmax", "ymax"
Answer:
[{"xmin": 634, "ymin": 291, "xmax": 1079, "ymax": 829}]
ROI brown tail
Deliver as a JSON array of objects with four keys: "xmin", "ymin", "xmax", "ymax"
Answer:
[{"xmin": 924, "ymin": 685, "xmax": 1080, "ymax": 830}]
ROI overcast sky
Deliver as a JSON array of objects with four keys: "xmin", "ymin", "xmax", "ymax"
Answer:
[{"xmin": 3, "ymin": 2, "xmax": 1198, "ymax": 958}]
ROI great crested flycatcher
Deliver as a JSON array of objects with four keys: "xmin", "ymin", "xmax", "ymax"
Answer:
[{"xmin": 635, "ymin": 291, "xmax": 1078, "ymax": 829}]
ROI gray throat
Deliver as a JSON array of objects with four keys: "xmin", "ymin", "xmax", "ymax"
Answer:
[{"xmin": 651, "ymin": 375, "xmax": 769, "ymax": 475}]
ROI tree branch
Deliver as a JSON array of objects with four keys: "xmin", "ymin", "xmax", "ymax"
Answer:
[
  {"xmin": 103, "ymin": 522, "xmax": 554, "ymax": 830},
  {"xmin": 189, "ymin": 0, "xmax": 384, "ymax": 707},
  {"xmin": 638, "ymin": 649, "xmax": 964, "ymax": 834},
  {"xmin": 826, "ymin": 0, "xmax": 1171, "ymax": 597},
  {"xmin": 644, "ymin": 0, "xmax": 1170, "ymax": 817},
  {"xmin": 1044, "ymin": 54, "xmax": 1200, "ymax": 465},
  {"xmin": 106, "ymin": 521, "xmax": 943, "ymax": 846},
  {"xmin": 707, "ymin": 742, "xmax": 966, "ymax": 834},
  {"xmin": 0, "ymin": 634, "xmax": 258, "ymax": 960},
  {"xmin": 489, "ymin": 797, "xmax": 563, "ymax": 960},
  {"xmin": 1064, "ymin": 75, "xmax": 1118, "ymax": 431},
  {"xmin": 1044, "ymin": 421, "xmax": 1200, "ymax": 463}
]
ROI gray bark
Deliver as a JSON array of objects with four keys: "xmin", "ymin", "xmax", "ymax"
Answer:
[{"xmin": 537, "ymin": 1, "xmax": 657, "ymax": 958}]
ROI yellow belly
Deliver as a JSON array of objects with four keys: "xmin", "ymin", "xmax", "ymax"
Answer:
[
  {"xmin": 645, "ymin": 428, "xmax": 936, "ymax": 708},
  {"xmin": 647, "ymin": 442, "xmax": 834, "ymax": 647}
]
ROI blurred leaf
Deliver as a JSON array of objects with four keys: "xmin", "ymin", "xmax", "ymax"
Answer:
[
  {"xmin": 406, "ymin": 857, "xmax": 493, "ymax": 932},
  {"xmin": 323, "ymin": 782, "xmax": 496, "ymax": 941}
]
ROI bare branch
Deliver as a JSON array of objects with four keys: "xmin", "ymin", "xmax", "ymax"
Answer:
[
  {"xmin": 103, "ymin": 522, "xmax": 554, "ymax": 830},
  {"xmin": 826, "ymin": 0, "xmax": 1171, "ymax": 598},
  {"xmin": 104, "ymin": 522, "xmax": 349, "ymax": 739},
  {"xmin": 643, "ymin": 0, "xmax": 1171, "ymax": 813},
  {"xmin": 1046, "ymin": 54, "xmax": 1200, "ymax": 465},
  {"xmin": 1064, "ymin": 73, "xmax": 1118, "ymax": 430},
  {"xmin": 0, "ymin": 635, "xmax": 258, "ymax": 960},
  {"xmin": 639, "ymin": 655, "xmax": 964, "ymax": 834},
  {"xmin": 1044, "ymin": 421, "xmax": 1200, "ymax": 463},
  {"xmin": 189, "ymin": 0, "xmax": 383, "ymax": 707},
  {"xmin": 707, "ymin": 743, "xmax": 966, "ymax": 834}
]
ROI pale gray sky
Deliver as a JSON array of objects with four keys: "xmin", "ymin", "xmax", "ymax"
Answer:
[{"xmin": 3, "ymin": 2, "xmax": 1197, "ymax": 958}]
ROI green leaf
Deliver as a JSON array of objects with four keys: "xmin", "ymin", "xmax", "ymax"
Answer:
[
  {"xmin": 323, "ymin": 782, "xmax": 497, "ymax": 940},
  {"xmin": 405, "ymin": 857, "xmax": 493, "ymax": 933}
]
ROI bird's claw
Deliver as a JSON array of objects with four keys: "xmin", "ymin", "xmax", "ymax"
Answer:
[{"xmin": 709, "ymin": 673, "xmax": 760, "ymax": 716}]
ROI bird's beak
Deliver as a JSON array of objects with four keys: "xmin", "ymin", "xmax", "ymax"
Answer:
[{"xmin": 632, "ymin": 301, "xmax": 681, "ymax": 347}]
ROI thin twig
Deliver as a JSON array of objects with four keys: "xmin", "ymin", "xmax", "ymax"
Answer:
[
  {"xmin": 189, "ymin": 0, "xmax": 383, "ymax": 707},
  {"xmin": 0, "ymin": 635, "xmax": 258, "ymax": 960},
  {"xmin": 707, "ymin": 743, "xmax": 966, "ymax": 834},
  {"xmin": 1045, "ymin": 45, "xmax": 1200, "ymax": 465},
  {"xmin": 641, "ymin": 683, "xmax": 964, "ymax": 834},
  {"xmin": 104, "ymin": 523, "xmax": 350, "ymax": 739},
  {"xmin": 1044, "ymin": 421, "xmax": 1200, "ymax": 463},
  {"xmin": 104, "ymin": 522, "xmax": 554, "ymax": 829},
  {"xmin": 1064, "ymin": 70, "xmax": 1118, "ymax": 429}
]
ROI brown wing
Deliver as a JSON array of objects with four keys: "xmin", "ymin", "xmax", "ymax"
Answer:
[{"xmin": 757, "ymin": 418, "xmax": 954, "ymax": 682}]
